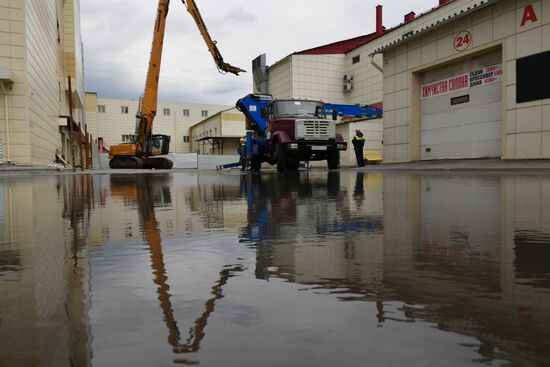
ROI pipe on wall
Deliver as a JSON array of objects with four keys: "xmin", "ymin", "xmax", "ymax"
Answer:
[
  {"xmin": 0, "ymin": 81, "xmax": 10, "ymax": 162},
  {"xmin": 370, "ymin": 55, "xmax": 383, "ymax": 74}
]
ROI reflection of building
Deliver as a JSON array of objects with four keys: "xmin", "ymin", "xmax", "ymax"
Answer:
[
  {"xmin": 3, "ymin": 170, "xmax": 550, "ymax": 365},
  {"xmin": 86, "ymin": 174, "xmax": 216, "ymax": 244},
  {"xmin": 0, "ymin": 176, "xmax": 92, "ymax": 366},
  {"xmin": 237, "ymin": 171, "xmax": 550, "ymax": 365},
  {"xmin": 182, "ymin": 173, "xmax": 247, "ymax": 229},
  {"xmin": 381, "ymin": 174, "xmax": 550, "ymax": 364},
  {"xmin": 84, "ymin": 94, "xmax": 230, "ymax": 153},
  {"xmin": 0, "ymin": 0, "xmax": 85, "ymax": 165}
]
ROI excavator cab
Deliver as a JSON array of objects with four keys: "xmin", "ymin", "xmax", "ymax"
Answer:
[{"xmin": 149, "ymin": 134, "xmax": 171, "ymax": 156}]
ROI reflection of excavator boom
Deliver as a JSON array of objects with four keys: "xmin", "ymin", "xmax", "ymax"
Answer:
[{"xmin": 110, "ymin": 175, "xmax": 241, "ymax": 362}]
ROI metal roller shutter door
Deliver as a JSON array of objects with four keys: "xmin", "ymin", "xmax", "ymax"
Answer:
[{"xmin": 420, "ymin": 51, "xmax": 502, "ymax": 160}]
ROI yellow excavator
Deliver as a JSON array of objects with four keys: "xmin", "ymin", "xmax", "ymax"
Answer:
[{"xmin": 109, "ymin": 0, "xmax": 245, "ymax": 169}]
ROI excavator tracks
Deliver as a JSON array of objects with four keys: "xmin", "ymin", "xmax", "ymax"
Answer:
[{"xmin": 109, "ymin": 156, "xmax": 173, "ymax": 169}]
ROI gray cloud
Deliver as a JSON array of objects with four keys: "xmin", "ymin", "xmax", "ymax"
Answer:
[
  {"xmin": 82, "ymin": 0, "xmax": 440, "ymax": 105},
  {"xmin": 223, "ymin": 6, "xmax": 258, "ymax": 24}
]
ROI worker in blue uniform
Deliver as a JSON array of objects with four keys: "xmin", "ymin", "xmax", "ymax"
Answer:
[{"xmin": 352, "ymin": 130, "xmax": 366, "ymax": 167}]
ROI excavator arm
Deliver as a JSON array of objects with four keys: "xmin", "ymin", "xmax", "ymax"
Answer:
[
  {"xmin": 136, "ymin": 0, "xmax": 171, "ymax": 152},
  {"xmin": 109, "ymin": 0, "xmax": 243, "ymax": 169},
  {"xmin": 182, "ymin": 0, "xmax": 246, "ymax": 75}
]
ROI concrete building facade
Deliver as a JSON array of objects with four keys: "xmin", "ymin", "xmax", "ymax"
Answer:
[
  {"xmin": 85, "ymin": 93, "xmax": 230, "ymax": 154},
  {"xmin": 0, "ymin": 0, "xmax": 85, "ymax": 165},
  {"xmin": 257, "ymin": 9, "xmax": 389, "ymax": 166},
  {"xmin": 375, "ymin": 0, "xmax": 550, "ymax": 162},
  {"xmin": 261, "ymin": 0, "xmax": 550, "ymax": 164},
  {"xmin": 189, "ymin": 108, "xmax": 245, "ymax": 155}
]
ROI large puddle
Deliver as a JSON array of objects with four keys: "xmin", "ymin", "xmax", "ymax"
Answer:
[{"xmin": 1, "ymin": 171, "xmax": 549, "ymax": 366}]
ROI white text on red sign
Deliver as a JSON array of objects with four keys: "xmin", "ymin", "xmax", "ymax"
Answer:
[{"xmin": 421, "ymin": 64, "xmax": 502, "ymax": 99}]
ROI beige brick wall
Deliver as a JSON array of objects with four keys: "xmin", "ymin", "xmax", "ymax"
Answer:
[
  {"xmin": 189, "ymin": 108, "xmax": 245, "ymax": 155},
  {"xmin": 220, "ymin": 111, "xmax": 245, "ymax": 136},
  {"xmin": 0, "ymin": 0, "xmax": 29, "ymax": 163},
  {"xmin": 381, "ymin": 0, "xmax": 550, "ymax": 162},
  {"xmin": 26, "ymin": 0, "xmax": 70, "ymax": 164},
  {"xmin": 0, "ymin": 0, "xmax": 84, "ymax": 165}
]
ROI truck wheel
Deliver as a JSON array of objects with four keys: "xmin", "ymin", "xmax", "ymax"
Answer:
[
  {"xmin": 286, "ymin": 160, "xmax": 300, "ymax": 170},
  {"xmin": 327, "ymin": 148, "xmax": 339, "ymax": 170},
  {"xmin": 251, "ymin": 155, "xmax": 262, "ymax": 171},
  {"xmin": 276, "ymin": 143, "xmax": 286, "ymax": 172}
]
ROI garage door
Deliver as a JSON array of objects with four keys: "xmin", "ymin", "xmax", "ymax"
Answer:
[{"xmin": 420, "ymin": 51, "xmax": 502, "ymax": 160}]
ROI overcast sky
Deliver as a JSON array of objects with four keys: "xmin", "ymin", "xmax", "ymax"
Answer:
[{"xmin": 81, "ymin": 0, "xmax": 439, "ymax": 106}]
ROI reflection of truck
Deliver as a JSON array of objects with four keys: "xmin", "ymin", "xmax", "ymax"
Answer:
[
  {"xmin": 109, "ymin": 0, "xmax": 244, "ymax": 169},
  {"xmin": 233, "ymin": 94, "xmax": 382, "ymax": 172}
]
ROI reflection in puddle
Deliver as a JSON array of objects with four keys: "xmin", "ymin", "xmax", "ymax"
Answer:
[{"xmin": 0, "ymin": 171, "xmax": 549, "ymax": 366}]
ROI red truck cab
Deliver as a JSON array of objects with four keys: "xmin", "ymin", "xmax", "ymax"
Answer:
[{"xmin": 264, "ymin": 99, "xmax": 347, "ymax": 171}]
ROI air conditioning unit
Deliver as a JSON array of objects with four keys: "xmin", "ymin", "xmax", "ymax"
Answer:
[
  {"xmin": 344, "ymin": 83, "xmax": 353, "ymax": 92},
  {"xmin": 343, "ymin": 74, "xmax": 353, "ymax": 81}
]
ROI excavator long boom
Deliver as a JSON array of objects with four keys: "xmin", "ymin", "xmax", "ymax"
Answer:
[
  {"xmin": 136, "ymin": 0, "xmax": 170, "ymax": 151},
  {"xmin": 182, "ymin": 0, "xmax": 246, "ymax": 75},
  {"xmin": 109, "ymin": 0, "xmax": 243, "ymax": 170}
]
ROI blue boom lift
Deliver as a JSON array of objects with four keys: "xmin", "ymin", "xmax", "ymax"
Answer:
[{"xmin": 217, "ymin": 94, "xmax": 383, "ymax": 171}]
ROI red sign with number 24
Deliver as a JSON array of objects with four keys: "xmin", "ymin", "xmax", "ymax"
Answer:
[{"xmin": 454, "ymin": 31, "xmax": 472, "ymax": 52}]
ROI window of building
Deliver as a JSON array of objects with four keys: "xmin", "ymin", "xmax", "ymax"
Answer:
[
  {"xmin": 352, "ymin": 55, "xmax": 361, "ymax": 64},
  {"xmin": 98, "ymin": 105, "xmax": 106, "ymax": 113},
  {"xmin": 183, "ymin": 109, "xmax": 190, "ymax": 117},
  {"xmin": 201, "ymin": 110, "xmax": 208, "ymax": 117},
  {"xmin": 517, "ymin": 50, "xmax": 550, "ymax": 103},
  {"xmin": 183, "ymin": 136, "xmax": 190, "ymax": 143},
  {"xmin": 56, "ymin": 19, "xmax": 60, "ymax": 43},
  {"xmin": 121, "ymin": 134, "xmax": 133, "ymax": 142},
  {"xmin": 214, "ymin": 128, "xmax": 218, "ymax": 135},
  {"xmin": 163, "ymin": 108, "xmax": 170, "ymax": 116},
  {"xmin": 121, "ymin": 106, "xmax": 129, "ymax": 114}
]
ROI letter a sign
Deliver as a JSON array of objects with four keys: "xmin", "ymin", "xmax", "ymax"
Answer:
[{"xmin": 521, "ymin": 4, "xmax": 538, "ymax": 27}]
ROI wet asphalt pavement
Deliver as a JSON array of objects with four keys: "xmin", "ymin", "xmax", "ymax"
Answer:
[{"xmin": 1, "ymin": 169, "xmax": 550, "ymax": 366}]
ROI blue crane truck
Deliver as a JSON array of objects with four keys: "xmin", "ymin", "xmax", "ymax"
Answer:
[{"xmin": 219, "ymin": 94, "xmax": 382, "ymax": 172}]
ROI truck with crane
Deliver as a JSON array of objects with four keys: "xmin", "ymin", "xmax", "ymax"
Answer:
[
  {"xmin": 230, "ymin": 94, "xmax": 382, "ymax": 172},
  {"xmin": 109, "ymin": 0, "xmax": 244, "ymax": 169}
]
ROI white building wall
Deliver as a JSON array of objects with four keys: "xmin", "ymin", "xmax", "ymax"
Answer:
[
  {"xmin": 85, "ymin": 92, "xmax": 98, "ymax": 140},
  {"xmin": 345, "ymin": 48, "xmax": 384, "ymax": 105},
  {"xmin": 94, "ymin": 98, "xmax": 230, "ymax": 153},
  {"xmin": 291, "ymin": 54, "xmax": 347, "ymax": 104},
  {"xmin": 266, "ymin": 35, "xmax": 391, "ymax": 163},
  {"xmin": 268, "ymin": 57, "xmax": 292, "ymax": 99}
]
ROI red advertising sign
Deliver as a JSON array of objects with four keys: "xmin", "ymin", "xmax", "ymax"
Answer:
[{"xmin": 421, "ymin": 64, "xmax": 502, "ymax": 100}]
